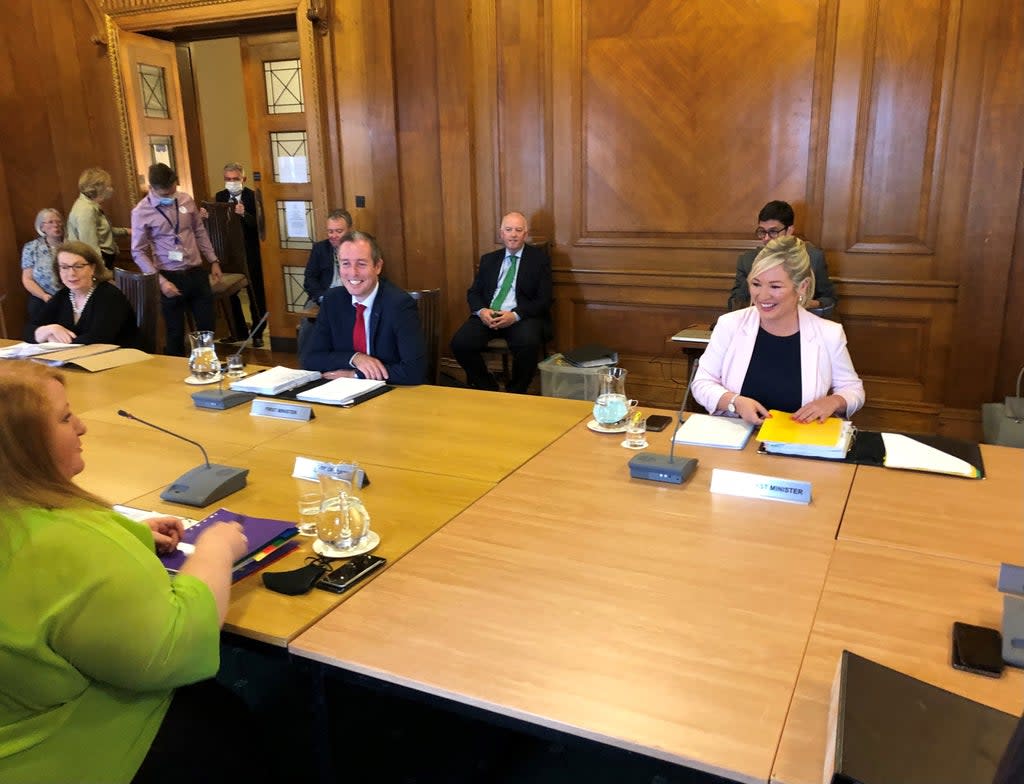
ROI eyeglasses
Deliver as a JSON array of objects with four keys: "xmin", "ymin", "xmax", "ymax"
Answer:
[
  {"xmin": 58, "ymin": 263, "xmax": 91, "ymax": 272},
  {"xmin": 755, "ymin": 226, "xmax": 788, "ymax": 240}
]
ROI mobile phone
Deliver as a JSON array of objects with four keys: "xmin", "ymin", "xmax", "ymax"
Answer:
[
  {"xmin": 646, "ymin": 415, "xmax": 674, "ymax": 432},
  {"xmin": 951, "ymin": 621, "xmax": 1004, "ymax": 678},
  {"xmin": 316, "ymin": 554, "xmax": 386, "ymax": 594}
]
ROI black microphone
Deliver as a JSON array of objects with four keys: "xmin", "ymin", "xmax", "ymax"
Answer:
[
  {"xmin": 627, "ymin": 356, "xmax": 702, "ymax": 484},
  {"xmin": 117, "ymin": 410, "xmax": 248, "ymax": 506}
]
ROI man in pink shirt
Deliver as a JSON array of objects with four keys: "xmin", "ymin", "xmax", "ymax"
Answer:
[{"xmin": 131, "ymin": 164, "xmax": 222, "ymax": 356}]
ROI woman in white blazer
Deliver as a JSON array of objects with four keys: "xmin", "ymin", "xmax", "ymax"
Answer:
[{"xmin": 692, "ymin": 236, "xmax": 864, "ymax": 424}]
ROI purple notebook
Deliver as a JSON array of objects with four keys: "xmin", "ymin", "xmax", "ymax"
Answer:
[{"xmin": 160, "ymin": 508, "xmax": 299, "ymax": 574}]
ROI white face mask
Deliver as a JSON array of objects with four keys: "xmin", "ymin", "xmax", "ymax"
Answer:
[{"xmin": 225, "ymin": 181, "xmax": 244, "ymax": 195}]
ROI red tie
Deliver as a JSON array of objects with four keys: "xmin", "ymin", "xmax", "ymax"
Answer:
[{"xmin": 353, "ymin": 303, "xmax": 367, "ymax": 354}]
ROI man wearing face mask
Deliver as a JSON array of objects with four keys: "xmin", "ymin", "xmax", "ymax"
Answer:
[
  {"xmin": 214, "ymin": 163, "xmax": 267, "ymax": 347},
  {"xmin": 131, "ymin": 163, "xmax": 222, "ymax": 356}
]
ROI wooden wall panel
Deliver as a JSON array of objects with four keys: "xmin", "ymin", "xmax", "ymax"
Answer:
[
  {"xmin": 849, "ymin": 0, "xmax": 957, "ymax": 252},
  {"xmin": 581, "ymin": 0, "xmax": 820, "ymax": 241}
]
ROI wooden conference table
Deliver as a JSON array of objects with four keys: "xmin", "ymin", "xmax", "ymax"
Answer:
[
  {"xmin": 291, "ymin": 421, "xmax": 1024, "ymax": 783},
  {"xmin": 48, "ymin": 350, "xmax": 592, "ymax": 645}
]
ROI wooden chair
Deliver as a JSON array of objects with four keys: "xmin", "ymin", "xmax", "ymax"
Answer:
[
  {"xmin": 113, "ymin": 268, "xmax": 160, "ymax": 353},
  {"xmin": 408, "ymin": 288, "xmax": 442, "ymax": 384},
  {"xmin": 201, "ymin": 201, "xmax": 250, "ymax": 338}
]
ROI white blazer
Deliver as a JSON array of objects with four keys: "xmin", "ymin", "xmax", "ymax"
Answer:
[{"xmin": 691, "ymin": 307, "xmax": 865, "ymax": 417}]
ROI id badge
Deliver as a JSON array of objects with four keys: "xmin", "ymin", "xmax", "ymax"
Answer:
[{"xmin": 168, "ymin": 249, "xmax": 185, "ymax": 262}]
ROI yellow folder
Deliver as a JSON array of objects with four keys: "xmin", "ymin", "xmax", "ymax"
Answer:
[{"xmin": 757, "ymin": 410, "xmax": 844, "ymax": 447}]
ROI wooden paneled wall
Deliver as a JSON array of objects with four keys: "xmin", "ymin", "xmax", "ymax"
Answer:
[{"xmin": 1, "ymin": 0, "xmax": 1021, "ymax": 436}]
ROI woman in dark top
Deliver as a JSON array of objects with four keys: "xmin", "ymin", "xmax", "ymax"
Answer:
[
  {"xmin": 32, "ymin": 241, "xmax": 139, "ymax": 348},
  {"xmin": 692, "ymin": 236, "xmax": 864, "ymax": 424}
]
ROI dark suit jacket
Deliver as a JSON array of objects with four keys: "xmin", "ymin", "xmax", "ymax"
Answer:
[
  {"xmin": 303, "ymin": 239, "xmax": 336, "ymax": 305},
  {"xmin": 300, "ymin": 278, "xmax": 426, "ymax": 385},
  {"xmin": 466, "ymin": 244, "xmax": 552, "ymax": 324},
  {"xmin": 214, "ymin": 187, "xmax": 260, "ymax": 269},
  {"xmin": 728, "ymin": 241, "xmax": 837, "ymax": 314}
]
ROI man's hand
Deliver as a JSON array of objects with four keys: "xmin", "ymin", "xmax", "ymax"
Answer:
[
  {"xmin": 351, "ymin": 352, "xmax": 389, "ymax": 381},
  {"xmin": 233, "ymin": 202, "xmax": 245, "ymax": 216},
  {"xmin": 805, "ymin": 298, "xmax": 821, "ymax": 309},
  {"xmin": 158, "ymin": 276, "xmax": 181, "ymax": 297},
  {"xmin": 198, "ymin": 206, "xmax": 209, "ymax": 220},
  {"xmin": 323, "ymin": 369, "xmax": 357, "ymax": 380},
  {"xmin": 489, "ymin": 310, "xmax": 515, "ymax": 329},
  {"xmin": 209, "ymin": 261, "xmax": 223, "ymax": 285},
  {"xmin": 146, "ymin": 516, "xmax": 185, "ymax": 554}
]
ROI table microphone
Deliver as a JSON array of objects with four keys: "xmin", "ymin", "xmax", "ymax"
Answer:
[
  {"xmin": 117, "ymin": 410, "xmax": 249, "ymax": 507},
  {"xmin": 627, "ymin": 356, "xmax": 702, "ymax": 484}
]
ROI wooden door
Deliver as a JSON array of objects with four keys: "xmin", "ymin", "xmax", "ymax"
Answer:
[
  {"xmin": 240, "ymin": 31, "xmax": 313, "ymax": 344},
  {"xmin": 116, "ymin": 29, "xmax": 193, "ymax": 198}
]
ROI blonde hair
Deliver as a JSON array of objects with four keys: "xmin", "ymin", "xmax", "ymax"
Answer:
[
  {"xmin": 0, "ymin": 362, "xmax": 106, "ymax": 512},
  {"xmin": 750, "ymin": 235, "xmax": 815, "ymax": 304},
  {"xmin": 78, "ymin": 167, "xmax": 113, "ymax": 200}
]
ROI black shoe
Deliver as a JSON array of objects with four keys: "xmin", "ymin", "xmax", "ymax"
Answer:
[{"xmin": 252, "ymin": 338, "xmax": 264, "ymax": 349}]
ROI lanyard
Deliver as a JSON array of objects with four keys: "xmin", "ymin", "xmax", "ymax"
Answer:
[{"xmin": 154, "ymin": 199, "xmax": 181, "ymax": 240}]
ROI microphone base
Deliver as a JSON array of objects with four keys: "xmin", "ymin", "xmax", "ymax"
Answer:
[
  {"xmin": 191, "ymin": 389, "xmax": 256, "ymax": 410},
  {"xmin": 160, "ymin": 464, "xmax": 250, "ymax": 507},
  {"xmin": 628, "ymin": 453, "xmax": 698, "ymax": 484}
]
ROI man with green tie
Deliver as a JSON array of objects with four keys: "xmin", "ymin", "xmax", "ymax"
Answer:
[{"xmin": 451, "ymin": 211, "xmax": 552, "ymax": 393}]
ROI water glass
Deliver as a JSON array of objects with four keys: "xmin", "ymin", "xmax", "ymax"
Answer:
[
  {"xmin": 625, "ymin": 415, "xmax": 648, "ymax": 448},
  {"xmin": 297, "ymin": 491, "xmax": 321, "ymax": 536},
  {"xmin": 225, "ymin": 353, "xmax": 246, "ymax": 378}
]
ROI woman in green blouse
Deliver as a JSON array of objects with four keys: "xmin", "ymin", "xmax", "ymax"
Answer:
[{"xmin": 0, "ymin": 361, "xmax": 260, "ymax": 783}]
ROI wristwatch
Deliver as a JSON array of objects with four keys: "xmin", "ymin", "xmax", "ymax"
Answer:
[{"xmin": 726, "ymin": 393, "xmax": 740, "ymax": 414}]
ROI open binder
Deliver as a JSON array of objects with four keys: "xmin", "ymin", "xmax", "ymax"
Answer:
[{"xmin": 758, "ymin": 428, "xmax": 985, "ymax": 479}]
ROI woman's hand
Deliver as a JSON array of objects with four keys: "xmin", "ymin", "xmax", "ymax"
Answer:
[
  {"xmin": 34, "ymin": 324, "xmax": 76, "ymax": 343},
  {"xmin": 793, "ymin": 394, "xmax": 845, "ymax": 423},
  {"xmin": 146, "ymin": 516, "xmax": 185, "ymax": 554},
  {"xmin": 194, "ymin": 521, "xmax": 249, "ymax": 563},
  {"xmin": 734, "ymin": 395, "xmax": 770, "ymax": 425}
]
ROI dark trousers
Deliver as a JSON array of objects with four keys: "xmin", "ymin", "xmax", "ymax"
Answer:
[
  {"xmin": 160, "ymin": 267, "xmax": 214, "ymax": 356},
  {"xmin": 451, "ymin": 315, "xmax": 544, "ymax": 393},
  {"xmin": 131, "ymin": 679, "xmax": 270, "ymax": 784}
]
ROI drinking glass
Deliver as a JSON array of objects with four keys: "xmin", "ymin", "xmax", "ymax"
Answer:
[
  {"xmin": 225, "ymin": 353, "xmax": 246, "ymax": 378},
  {"xmin": 297, "ymin": 491, "xmax": 321, "ymax": 536},
  {"xmin": 625, "ymin": 414, "xmax": 648, "ymax": 448}
]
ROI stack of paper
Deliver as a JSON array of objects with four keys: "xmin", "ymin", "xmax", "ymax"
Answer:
[
  {"xmin": 881, "ymin": 433, "xmax": 980, "ymax": 478},
  {"xmin": 757, "ymin": 410, "xmax": 853, "ymax": 459},
  {"xmin": 229, "ymin": 366, "xmax": 321, "ymax": 395},
  {"xmin": 562, "ymin": 344, "xmax": 618, "ymax": 368},
  {"xmin": 0, "ymin": 341, "xmax": 83, "ymax": 359},
  {"xmin": 673, "ymin": 413, "xmax": 754, "ymax": 450},
  {"xmin": 296, "ymin": 376, "xmax": 384, "ymax": 405}
]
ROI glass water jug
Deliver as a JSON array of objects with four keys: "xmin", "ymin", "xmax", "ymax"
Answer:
[
  {"xmin": 592, "ymin": 367, "xmax": 636, "ymax": 426},
  {"xmin": 188, "ymin": 330, "xmax": 220, "ymax": 381}
]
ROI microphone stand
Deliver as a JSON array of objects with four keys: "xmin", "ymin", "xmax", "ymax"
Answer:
[{"xmin": 118, "ymin": 410, "xmax": 249, "ymax": 507}]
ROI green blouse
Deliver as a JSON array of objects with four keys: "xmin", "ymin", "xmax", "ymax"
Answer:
[{"xmin": 0, "ymin": 506, "xmax": 220, "ymax": 783}]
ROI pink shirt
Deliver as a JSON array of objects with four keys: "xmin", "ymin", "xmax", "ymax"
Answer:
[{"xmin": 130, "ymin": 190, "xmax": 218, "ymax": 274}]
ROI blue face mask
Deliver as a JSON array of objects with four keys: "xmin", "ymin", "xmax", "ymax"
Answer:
[{"xmin": 157, "ymin": 196, "xmax": 175, "ymax": 206}]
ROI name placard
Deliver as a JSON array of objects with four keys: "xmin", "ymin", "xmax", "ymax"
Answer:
[
  {"xmin": 709, "ymin": 468, "xmax": 812, "ymax": 505},
  {"xmin": 250, "ymin": 398, "xmax": 315, "ymax": 421}
]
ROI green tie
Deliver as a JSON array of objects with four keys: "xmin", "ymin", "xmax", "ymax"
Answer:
[{"xmin": 490, "ymin": 255, "xmax": 518, "ymax": 310}]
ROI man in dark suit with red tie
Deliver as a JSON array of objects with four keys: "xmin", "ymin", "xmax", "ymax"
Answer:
[
  {"xmin": 215, "ymin": 163, "xmax": 267, "ymax": 346},
  {"xmin": 451, "ymin": 211, "xmax": 552, "ymax": 393},
  {"xmin": 300, "ymin": 231, "xmax": 426, "ymax": 385}
]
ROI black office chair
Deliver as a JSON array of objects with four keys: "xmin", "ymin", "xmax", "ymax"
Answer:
[
  {"xmin": 113, "ymin": 268, "xmax": 160, "ymax": 353},
  {"xmin": 408, "ymin": 288, "xmax": 442, "ymax": 385}
]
